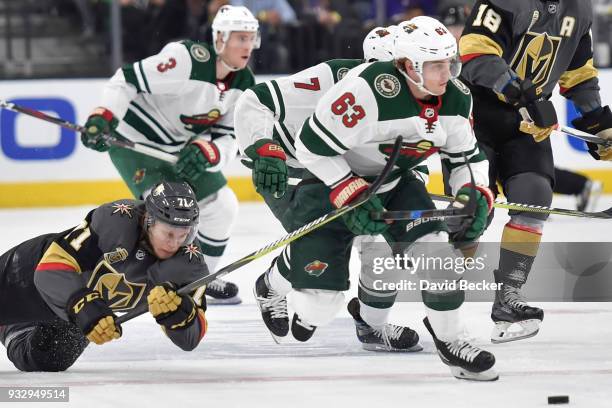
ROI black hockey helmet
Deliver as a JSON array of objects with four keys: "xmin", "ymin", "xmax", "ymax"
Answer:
[
  {"xmin": 440, "ymin": 5, "xmax": 469, "ymax": 27},
  {"xmin": 145, "ymin": 181, "xmax": 199, "ymax": 244}
]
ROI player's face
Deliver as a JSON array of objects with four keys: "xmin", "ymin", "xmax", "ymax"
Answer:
[
  {"xmin": 422, "ymin": 59, "xmax": 453, "ymax": 95},
  {"xmin": 220, "ymin": 31, "xmax": 257, "ymax": 69},
  {"xmin": 147, "ymin": 221, "xmax": 192, "ymax": 260}
]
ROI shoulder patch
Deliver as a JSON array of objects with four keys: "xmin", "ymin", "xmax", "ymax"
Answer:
[
  {"xmin": 111, "ymin": 202, "xmax": 134, "ymax": 218},
  {"xmin": 183, "ymin": 243, "xmax": 203, "ymax": 262},
  {"xmin": 337, "ymin": 67, "xmax": 350, "ymax": 81},
  {"xmin": 374, "ymin": 73, "xmax": 401, "ymax": 98},
  {"xmin": 451, "ymin": 78, "xmax": 471, "ymax": 95},
  {"xmin": 190, "ymin": 43, "xmax": 210, "ymax": 63}
]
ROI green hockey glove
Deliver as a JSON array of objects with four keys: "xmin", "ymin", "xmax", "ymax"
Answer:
[
  {"xmin": 242, "ymin": 139, "xmax": 288, "ymax": 197},
  {"xmin": 330, "ymin": 176, "xmax": 388, "ymax": 235},
  {"xmin": 81, "ymin": 107, "xmax": 117, "ymax": 152},
  {"xmin": 176, "ymin": 140, "xmax": 221, "ymax": 181}
]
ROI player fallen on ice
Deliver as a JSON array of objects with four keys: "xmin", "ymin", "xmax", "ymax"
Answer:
[
  {"xmin": 0, "ymin": 182, "xmax": 209, "ymax": 372},
  {"xmin": 80, "ymin": 5, "xmax": 261, "ymax": 305},
  {"xmin": 252, "ymin": 17, "xmax": 499, "ymax": 381},
  {"xmin": 459, "ymin": 0, "xmax": 612, "ymax": 343}
]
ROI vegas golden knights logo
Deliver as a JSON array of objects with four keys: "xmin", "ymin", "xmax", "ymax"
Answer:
[
  {"xmin": 86, "ymin": 261, "xmax": 146, "ymax": 311},
  {"xmin": 510, "ymin": 32, "xmax": 561, "ymax": 91}
]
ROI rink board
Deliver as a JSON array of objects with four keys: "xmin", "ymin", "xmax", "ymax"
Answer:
[{"xmin": 1, "ymin": 73, "xmax": 612, "ymax": 207}]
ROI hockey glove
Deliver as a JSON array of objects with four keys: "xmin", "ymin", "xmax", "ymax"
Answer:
[
  {"xmin": 572, "ymin": 106, "xmax": 612, "ymax": 161},
  {"xmin": 502, "ymin": 78, "xmax": 558, "ymax": 142},
  {"xmin": 330, "ymin": 176, "xmax": 388, "ymax": 235},
  {"xmin": 242, "ymin": 139, "xmax": 288, "ymax": 198},
  {"xmin": 448, "ymin": 184, "xmax": 494, "ymax": 242},
  {"xmin": 66, "ymin": 288, "xmax": 122, "ymax": 345},
  {"xmin": 81, "ymin": 107, "xmax": 117, "ymax": 152},
  {"xmin": 176, "ymin": 140, "xmax": 221, "ymax": 181},
  {"xmin": 148, "ymin": 283, "xmax": 198, "ymax": 330}
]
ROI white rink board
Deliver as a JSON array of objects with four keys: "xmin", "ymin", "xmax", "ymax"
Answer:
[{"xmin": 1, "ymin": 71, "xmax": 612, "ymax": 183}]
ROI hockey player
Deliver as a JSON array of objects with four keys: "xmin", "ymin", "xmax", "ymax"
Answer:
[
  {"xmin": 79, "ymin": 5, "xmax": 261, "ymax": 305},
  {"xmin": 236, "ymin": 26, "xmax": 425, "ymax": 352},
  {"xmin": 0, "ymin": 181, "xmax": 208, "ymax": 372},
  {"xmin": 251, "ymin": 17, "xmax": 498, "ymax": 381},
  {"xmin": 459, "ymin": 0, "xmax": 612, "ymax": 343}
]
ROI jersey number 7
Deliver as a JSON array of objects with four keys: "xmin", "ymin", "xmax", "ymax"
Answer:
[{"xmin": 332, "ymin": 92, "xmax": 365, "ymax": 128}]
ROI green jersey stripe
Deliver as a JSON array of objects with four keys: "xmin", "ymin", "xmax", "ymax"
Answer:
[
  {"xmin": 138, "ymin": 61, "xmax": 151, "ymax": 93},
  {"xmin": 251, "ymin": 84, "xmax": 277, "ymax": 117},
  {"xmin": 270, "ymin": 80, "xmax": 286, "ymax": 122},
  {"xmin": 130, "ymin": 102, "xmax": 176, "ymax": 143},
  {"xmin": 300, "ymin": 117, "xmax": 342, "ymax": 157},
  {"xmin": 124, "ymin": 109, "xmax": 169, "ymax": 146},
  {"xmin": 122, "ymin": 65, "xmax": 142, "ymax": 93},
  {"xmin": 442, "ymin": 150, "xmax": 487, "ymax": 170},
  {"xmin": 273, "ymin": 123, "xmax": 297, "ymax": 159},
  {"xmin": 312, "ymin": 114, "xmax": 349, "ymax": 152},
  {"xmin": 439, "ymin": 145, "xmax": 478, "ymax": 158}
]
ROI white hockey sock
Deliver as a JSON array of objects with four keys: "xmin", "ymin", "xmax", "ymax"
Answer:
[
  {"xmin": 425, "ymin": 305, "xmax": 465, "ymax": 342},
  {"xmin": 267, "ymin": 257, "xmax": 292, "ymax": 296},
  {"xmin": 359, "ymin": 301, "xmax": 391, "ymax": 328}
]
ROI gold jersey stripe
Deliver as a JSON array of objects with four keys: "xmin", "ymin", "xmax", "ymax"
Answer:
[
  {"xmin": 459, "ymin": 33, "xmax": 503, "ymax": 58},
  {"xmin": 39, "ymin": 242, "xmax": 82, "ymax": 273},
  {"xmin": 559, "ymin": 58, "xmax": 598, "ymax": 90}
]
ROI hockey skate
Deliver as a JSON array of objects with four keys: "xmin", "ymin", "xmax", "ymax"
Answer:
[
  {"xmin": 491, "ymin": 278, "xmax": 544, "ymax": 343},
  {"xmin": 205, "ymin": 278, "xmax": 242, "ymax": 305},
  {"xmin": 423, "ymin": 317, "xmax": 498, "ymax": 381},
  {"xmin": 347, "ymin": 298, "xmax": 422, "ymax": 352},
  {"xmin": 253, "ymin": 273, "xmax": 289, "ymax": 343},
  {"xmin": 291, "ymin": 314, "xmax": 316, "ymax": 342}
]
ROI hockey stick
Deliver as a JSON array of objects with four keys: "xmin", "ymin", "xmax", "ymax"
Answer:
[
  {"xmin": 429, "ymin": 193, "xmax": 612, "ymax": 219},
  {"xmin": 518, "ymin": 107, "xmax": 611, "ymax": 147},
  {"xmin": 115, "ymin": 136, "xmax": 405, "ymax": 325},
  {"xmin": 0, "ymin": 99, "xmax": 178, "ymax": 164},
  {"xmin": 371, "ymin": 153, "xmax": 479, "ymax": 221}
]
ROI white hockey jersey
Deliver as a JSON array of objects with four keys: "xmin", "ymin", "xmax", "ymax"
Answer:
[
  {"xmin": 295, "ymin": 61, "xmax": 489, "ymax": 195},
  {"xmin": 234, "ymin": 59, "xmax": 362, "ymax": 168},
  {"xmin": 100, "ymin": 40, "xmax": 255, "ymax": 171}
]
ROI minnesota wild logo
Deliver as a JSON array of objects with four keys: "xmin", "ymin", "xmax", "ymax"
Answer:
[
  {"xmin": 304, "ymin": 260, "xmax": 329, "ymax": 277},
  {"xmin": 132, "ymin": 168, "xmax": 146, "ymax": 184},
  {"xmin": 180, "ymin": 109, "xmax": 222, "ymax": 133},
  {"xmin": 374, "ymin": 74, "xmax": 401, "ymax": 98},
  {"xmin": 379, "ymin": 140, "xmax": 439, "ymax": 170}
]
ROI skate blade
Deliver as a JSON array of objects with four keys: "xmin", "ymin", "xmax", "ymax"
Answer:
[
  {"xmin": 206, "ymin": 295, "xmax": 242, "ymax": 305},
  {"xmin": 450, "ymin": 366, "xmax": 499, "ymax": 381},
  {"xmin": 491, "ymin": 319, "xmax": 541, "ymax": 344},
  {"xmin": 362, "ymin": 342, "xmax": 423, "ymax": 352}
]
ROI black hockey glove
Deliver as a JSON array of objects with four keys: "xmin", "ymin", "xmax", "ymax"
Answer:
[
  {"xmin": 66, "ymin": 288, "xmax": 122, "ymax": 345},
  {"xmin": 502, "ymin": 78, "xmax": 558, "ymax": 142},
  {"xmin": 147, "ymin": 283, "xmax": 199, "ymax": 331},
  {"xmin": 572, "ymin": 106, "xmax": 612, "ymax": 161}
]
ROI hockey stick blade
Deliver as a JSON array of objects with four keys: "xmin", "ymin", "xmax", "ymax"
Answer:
[
  {"xmin": 429, "ymin": 193, "xmax": 612, "ymax": 219},
  {"xmin": 0, "ymin": 99, "xmax": 178, "ymax": 163},
  {"xmin": 372, "ymin": 151, "xmax": 478, "ymax": 221},
  {"xmin": 116, "ymin": 136, "xmax": 404, "ymax": 324}
]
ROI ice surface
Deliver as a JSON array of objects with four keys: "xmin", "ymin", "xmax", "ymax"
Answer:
[{"xmin": 0, "ymin": 196, "xmax": 610, "ymax": 408}]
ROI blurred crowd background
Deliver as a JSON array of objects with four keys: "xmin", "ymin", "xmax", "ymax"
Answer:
[{"xmin": 1, "ymin": 0, "xmax": 612, "ymax": 79}]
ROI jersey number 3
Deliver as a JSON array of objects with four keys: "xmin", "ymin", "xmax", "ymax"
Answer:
[
  {"xmin": 332, "ymin": 92, "xmax": 365, "ymax": 128},
  {"xmin": 157, "ymin": 57, "xmax": 177, "ymax": 73}
]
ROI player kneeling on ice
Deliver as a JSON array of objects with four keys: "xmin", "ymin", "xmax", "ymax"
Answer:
[
  {"xmin": 80, "ymin": 5, "xmax": 261, "ymax": 305},
  {"xmin": 0, "ymin": 182, "xmax": 208, "ymax": 372},
  {"xmin": 254, "ymin": 17, "xmax": 499, "ymax": 381}
]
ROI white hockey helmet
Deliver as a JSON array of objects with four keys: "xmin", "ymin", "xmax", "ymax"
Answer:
[
  {"xmin": 393, "ymin": 17, "xmax": 461, "ymax": 95},
  {"xmin": 363, "ymin": 25, "xmax": 397, "ymax": 62},
  {"xmin": 212, "ymin": 5, "xmax": 261, "ymax": 54}
]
